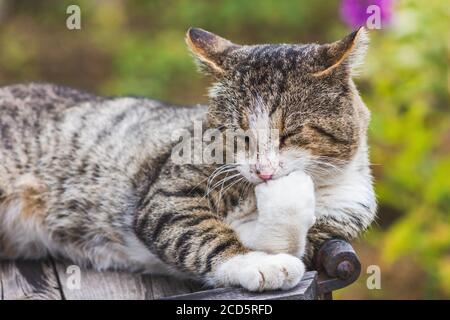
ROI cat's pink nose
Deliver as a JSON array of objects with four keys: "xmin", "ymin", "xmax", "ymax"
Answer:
[{"xmin": 257, "ymin": 172, "xmax": 273, "ymax": 181}]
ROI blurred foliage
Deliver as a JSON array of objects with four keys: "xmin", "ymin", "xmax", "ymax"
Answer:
[
  {"xmin": 0, "ymin": 0, "xmax": 448, "ymax": 299},
  {"xmin": 360, "ymin": 0, "xmax": 450, "ymax": 299}
]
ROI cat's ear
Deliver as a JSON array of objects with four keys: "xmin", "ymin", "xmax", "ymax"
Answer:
[
  {"xmin": 186, "ymin": 27, "xmax": 239, "ymax": 76},
  {"xmin": 313, "ymin": 27, "xmax": 369, "ymax": 77}
]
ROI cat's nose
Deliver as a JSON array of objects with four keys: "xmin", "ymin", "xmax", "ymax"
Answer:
[
  {"xmin": 256, "ymin": 170, "xmax": 273, "ymax": 181},
  {"xmin": 257, "ymin": 173, "xmax": 273, "ymax": 181}
]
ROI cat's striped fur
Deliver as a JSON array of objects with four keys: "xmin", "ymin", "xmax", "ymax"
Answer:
[{"xmin": 0, "ymin": 28, "xmax": 376, "ymax": 291}]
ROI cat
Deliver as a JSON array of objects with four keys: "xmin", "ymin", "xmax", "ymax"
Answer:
[{"xmin": 0, "ymin": 27, "xmax": 376, "ymax": 292}]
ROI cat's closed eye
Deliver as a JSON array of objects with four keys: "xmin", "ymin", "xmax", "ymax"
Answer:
[
  {"xmin": 307, "ymin": 125, "xmax": 351, "ymax": 144},
  {"xmin": 280, "ymin": 131, "xmax": 310, "ymax": 147}
]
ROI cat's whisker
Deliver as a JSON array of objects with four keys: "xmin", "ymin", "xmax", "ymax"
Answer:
[
  {"xmin": 239, "ymin": 180, "xmax": 252, "ymax": 202},
  {"xmin": 214, "ymin": 171, "xmax": 232, "ymax": 209},
  {"xmin": 220, "ymin": 176, "xmax": 245, "ymax": 199},
  {"xmin": 211, "ymin": 172, "xmax": 241, "ymax": 192},
  {"xmin": 206, "ymin": 166, "xmax": 238, "ymax": 191},
  {"xmin": 207, "ymin": 164, "xmax": 236, "ymax": 182},
  {"xmin": 207, "ymin": 167, "xmax": 236, "ymax": 184},
  {"xmin": 204, "ymin": 165, "xmax": 240, "ymax": 204},
  {"xmin": 214, "ymin": 173, "xmax": 244, "ymax": 209}
]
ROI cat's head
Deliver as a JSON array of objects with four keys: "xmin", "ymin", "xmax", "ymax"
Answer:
[{"xmin": 186, "ymin": 27, "xmax": 370, "ymax": 184}]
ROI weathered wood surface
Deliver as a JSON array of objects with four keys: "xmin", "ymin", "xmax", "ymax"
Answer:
[
  {"xmin": 0, "ymin": 239, "xmax": 360, "ymax": 300},
  {"xmin": 0, "ymin": 260, "xmax": 317, "ymax": 300},
  {"xmin": 0, "ymin": 260, "xmax": 62, "ymax": 300},
  {"xmin": 54, "ymin": 260, "xmax": 201, "ymax": 300},
  {"xmin": 165, "ymin": 271, "xmax": 317, "ymax": 300}
]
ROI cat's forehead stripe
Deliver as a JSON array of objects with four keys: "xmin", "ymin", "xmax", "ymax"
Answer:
[{"xmin": 247, "ymin": 96, "xmax": 270, "ymax": 131}]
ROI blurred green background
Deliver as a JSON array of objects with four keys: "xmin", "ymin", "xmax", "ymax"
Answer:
[{"xmin": 0, "ymin": 0, "xmax": 448, "ymax": 299}]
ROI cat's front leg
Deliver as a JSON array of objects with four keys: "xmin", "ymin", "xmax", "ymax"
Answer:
[
  {"xmin": 134, "ymin": 171, "xmax": 306, "ymax": 292},
  {"xmin": 136, "ymin": 198, "xmax": 305, "ymax": 292},
  {"xmin": 248, "ymin": 170, "xmax": 316, "ymax": 257}
]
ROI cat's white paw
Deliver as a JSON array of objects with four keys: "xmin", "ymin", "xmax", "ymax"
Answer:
[
  {"xmin": 255, "ymin": 170, "xmax": 316, "ymax": 226},
  {"xmin": 213, "ymin": 252, "xmax": 305, "ymax": 291}
]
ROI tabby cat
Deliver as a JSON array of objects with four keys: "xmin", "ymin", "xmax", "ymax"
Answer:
[{"xmin": 0, "ymin": 27, "xmax": 376, "ymax": 291}]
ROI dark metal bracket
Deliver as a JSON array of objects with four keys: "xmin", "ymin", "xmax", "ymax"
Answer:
[{"xmin": 315, "ymin": 239, "xmax": 362, "ymax": 299}]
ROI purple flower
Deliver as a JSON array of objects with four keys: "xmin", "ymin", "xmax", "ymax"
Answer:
[{"xmin": 340, "ymin": 0, "xmax": 394, "ymax": 28}]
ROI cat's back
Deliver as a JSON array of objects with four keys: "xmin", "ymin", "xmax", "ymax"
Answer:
[
  {"xmin": 0, "ymin": 82, "xmax": 101, "ymax": 118},
  {"xmin": 0, "ymin": 82, "xmax": 204, "ymax": 132},
  {"xmin": 0, "ymin": 82, "xmax": 206, "ymax": 150},
  {"xmin": 0, "ymin": 82, "xmax": 207, "ymax": 193},
  {"xmin": 0, "ymin": 82, "xmax": 101, "ymax": 151}
]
